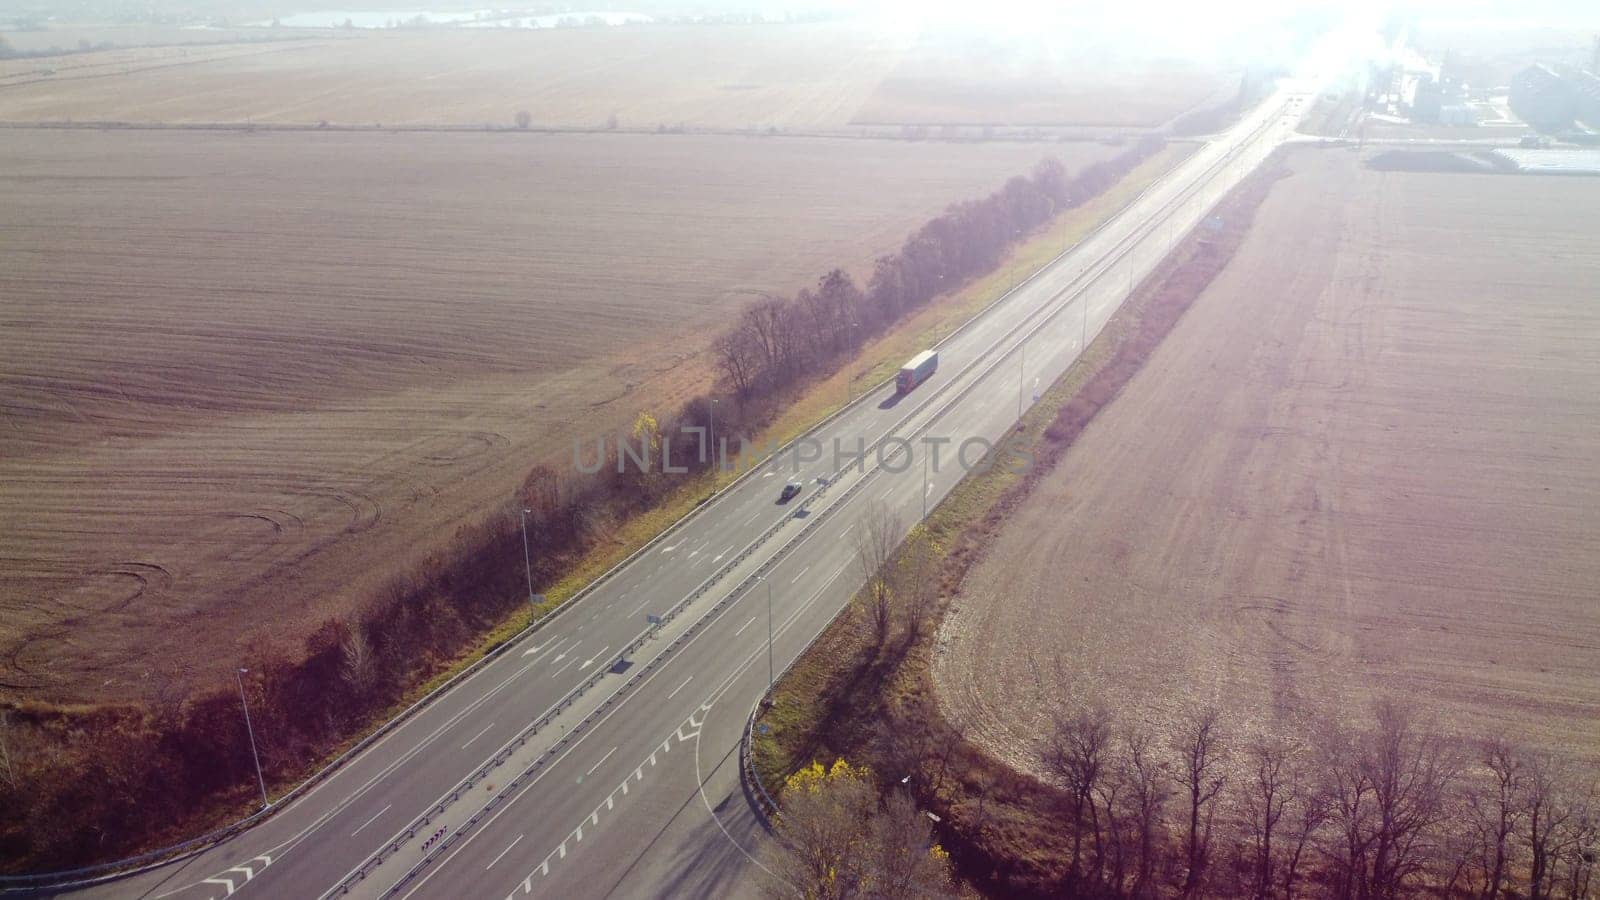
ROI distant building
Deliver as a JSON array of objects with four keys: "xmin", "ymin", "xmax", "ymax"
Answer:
[
  {"xmin": 1439, "ymin": 104, "xmax": 1477, "ymax": 126},
  {"xmin": 1413, "ymin": 75, "xmax": 1445, "ymax": 122},
  {"xmin": 1510, "ymin": 64, "xmax": 1579, "ymax": 129}
]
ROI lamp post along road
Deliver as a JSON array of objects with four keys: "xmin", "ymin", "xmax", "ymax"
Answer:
[
  {"xmin": 708, "ymin": 398, "xmax": 717, "ymax": 471},
  {"xmin": 921, "ymin": 446, "xmax": 929, "ymax": 521},
  {"xmin": 1017, "ymin": 344, "xmax": 1026, "ymax": 420},
  {"xmin": 519, "ymin": 507, "xmax": 536, "ymax": 604},
  {"xmin": 236, "ymin": 667, "xmax": 268, "ymax": 810}
]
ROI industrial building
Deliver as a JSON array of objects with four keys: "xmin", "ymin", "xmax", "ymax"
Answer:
[{"xmin": 1510, "ymin": 64, "xmax": 1578, "ymax": 129}]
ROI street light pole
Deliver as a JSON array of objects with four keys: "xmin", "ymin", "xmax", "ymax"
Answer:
[
  {"xmin": 520, "ymin": 507, "xmax": 535, "ymax": 604},
  {"xmin": 236, "ymin": 668, "xmax": 268, "ymax": 810},
  {"xmin": 921, "ymin": 446, "xmax": 929, "ymax": 521},
  {"xmin": 708, "ymin": 398, "xmax": 717, "ymax": 471},
  {"xmin": 1017, "ymin": 344, "xmax": 1025, "ymax": 420}
]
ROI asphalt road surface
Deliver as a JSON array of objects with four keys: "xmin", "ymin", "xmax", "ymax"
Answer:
[{"xmin": 59, "ymin": 64, "xmax": 1330, "ymax": 900}]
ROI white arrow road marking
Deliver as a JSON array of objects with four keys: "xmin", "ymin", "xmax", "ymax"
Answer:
[
  {"xmin": 197, "ymin": 854, "xmax": 271, "ymax": 898},
  {"xmin": 579, "ymin": 646, "xmax": 609, "ymax": 669}
]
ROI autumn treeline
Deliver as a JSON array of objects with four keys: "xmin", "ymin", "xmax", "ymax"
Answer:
[
  {"xmin": 716, "ymin": 135, "xmax": 1168, "ymax": 401},
  {"xmin": 983, "ymin": 700, "xmax": 1598, "ymax": 900},
  {"xmin": 0, "ymin": 142, "xmax": 1166, "ymax": 873}
]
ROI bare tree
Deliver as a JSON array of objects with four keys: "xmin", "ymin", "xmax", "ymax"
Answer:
[
  {"xmin": 1523, "ymin": 751, "xmax": 1593, "ymax": 900},
  {"xmin": 1281, "ymin": 769, "xmax": 1332, "ymax": 900},
  {"xmin": 894, "ymin": 533, "xmax": 938, "ymax": 640},
  {"xmin": 0, "ymin": 710, "xmax": 18, "ymax": 791},
  {"xmin": 1323, "ymin": 721, "xmax": 1378, "ymax": 900},
  {"xmin": 1243, "ymin": 737, "xmax": 1296, "ymax": 900},
  {"xmin": 1555, "ymin": 782, "xmax": 1598, "ymax": 900},
  {"xmin": 1046, "ymin": 704, "xmax": 1114, "ymax": 884},
  {"xmin": 1468, "ymin": 738, "xmax": 1527, "ymax": 900},
  {"xmin": 339, "ymin": 621, "xmax": 377, "ymax": 698},
  {"xmin": 513, "ymin": 109, "xmax": 531, "ymax": 129},
  {"xmin": 1118, "ymin": 723, "xmax": 1173, "ymax": 899},
  {"xmin": 1363, "ymin": 700, "xmax": 1459, "ymax": 900},
  {"xmin": 854, "ymin": 501, "xmax": 903, "ymax": 647},
  {"xmin": 1173, "ymin": 706, "xmax": 1228, "ymax": 897},
  {"xmin": 866, "ymin": 790, "xmax": 956, "ymax": 898},
  {"xmin": 714, "ymin": 327, "xmax": 760, "ymax": 399}
]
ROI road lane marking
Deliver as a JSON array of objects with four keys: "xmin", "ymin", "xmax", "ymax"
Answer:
[
  {"xmin": 734, "ymin": 616, "xmax": 757, "ymax": 637},
  {"xmin": 580, "ymin": 646, "xmax": 609, "ymax": 669},
  {"xmin": 550, "ymin": 658, "xmax": 576, "ymax": 679},
  {"xmin": 524, "ymin": 637, "xmax": 571, "ymax": 661},
  {"xmin": 461, "ymin": 723, "xmax": 493, "ymax": 750},
  {"xmin": 486, "ymin": 834, "xmax": 522, "ymax": 870},
  {"xmin": 350, "ymin": 805, "xmax": 390, "ymax": 838},
  {"xmin": 666, "ymin": 675, "xmax": 692, "ymax": 700},
  {"xmin": 628, "ymin": 597, "xmax": 650, "ymax": 617},
  {"xmin": 550, "ymin": 641, "xmax": 579, "ymax": 664},
  {"xmin": 585, "ymin": 746, "xmax": 617, "ymax": 777},
  {"xmin": 790, "ymin": 565, "xmax": 810, "ymax": 584}
]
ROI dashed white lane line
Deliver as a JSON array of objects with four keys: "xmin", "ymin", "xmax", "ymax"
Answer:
[
  {"xmin": 580, "ymin": 646, "xmax": 609, "ymax": 669},
  {"xmin": 461, "ymin": 723, "xmax": 494, "ymax": 750},
  {"xmin": 350, "ymin": 805, "xmax": 390, "ymax": 838},
  {"xmin": 486, "ymin": 834, "xmax": 522, "ymax": 870},
  {"xmin": 733, "ymin": 615, "xmax": 757, "ymax": 637},
  {"xmin": 628, "ymin": 597, "xmax": 651, "ymax": 617},
  {"xmin": 550, "ymin": 642, "xmax": 579, "ymax": 665},
  {"xmin": 550, "ymin": 658, "xmax": 576, "ymax": 679},
  {"xmin": 666, "ymin": 675, "xmax": 693, "ymax": 701},
  {"xmin": 791, "ymin": 565, "xmax": 811, "ymax": 584},
  {"xmin": 585, "ymin": 746, "xmax": 617, "ymax": 777},
  {"xmin": 502, "ymin": 709, "xmax": 707, "ymax": 899}
]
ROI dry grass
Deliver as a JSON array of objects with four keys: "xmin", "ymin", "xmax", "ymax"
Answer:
[
  {"xmin": 0, "ymin": 127, "xmax": 1118, "ymax": 705},
  {"xmin": 934, "ymin": 146, "xmax": 1600, "ymax": 776}
]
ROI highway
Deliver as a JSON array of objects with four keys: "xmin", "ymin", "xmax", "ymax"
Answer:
[{"xmin": 66, "ymin": 69, "xmax": 1325, "ymax": 900}]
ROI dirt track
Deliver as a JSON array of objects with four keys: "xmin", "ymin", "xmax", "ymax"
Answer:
[{"xmin": 933, "ymin": 147, "xmax": 1600, "ymax": 774}]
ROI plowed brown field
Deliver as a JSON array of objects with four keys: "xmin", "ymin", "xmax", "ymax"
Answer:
[
  {"xmin": 934, "ymin": 147, "xmax": 1600, "ymax": 774},
  {"xmin": 0, "ymin": 128, "xmax": 1116, "ymax": 704},
  {"xmin": 0, "ymin": 24, "xmax": 1225, "ymax": 129}
]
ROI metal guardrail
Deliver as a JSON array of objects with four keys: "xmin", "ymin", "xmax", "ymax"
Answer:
[
  {"xmin": 0, "ymin": 102, "xmax": 1285, "ymax": 895},
  {"xmin": 737, "ymin": 100, "xmax": 1290, "ymax": 827}
]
